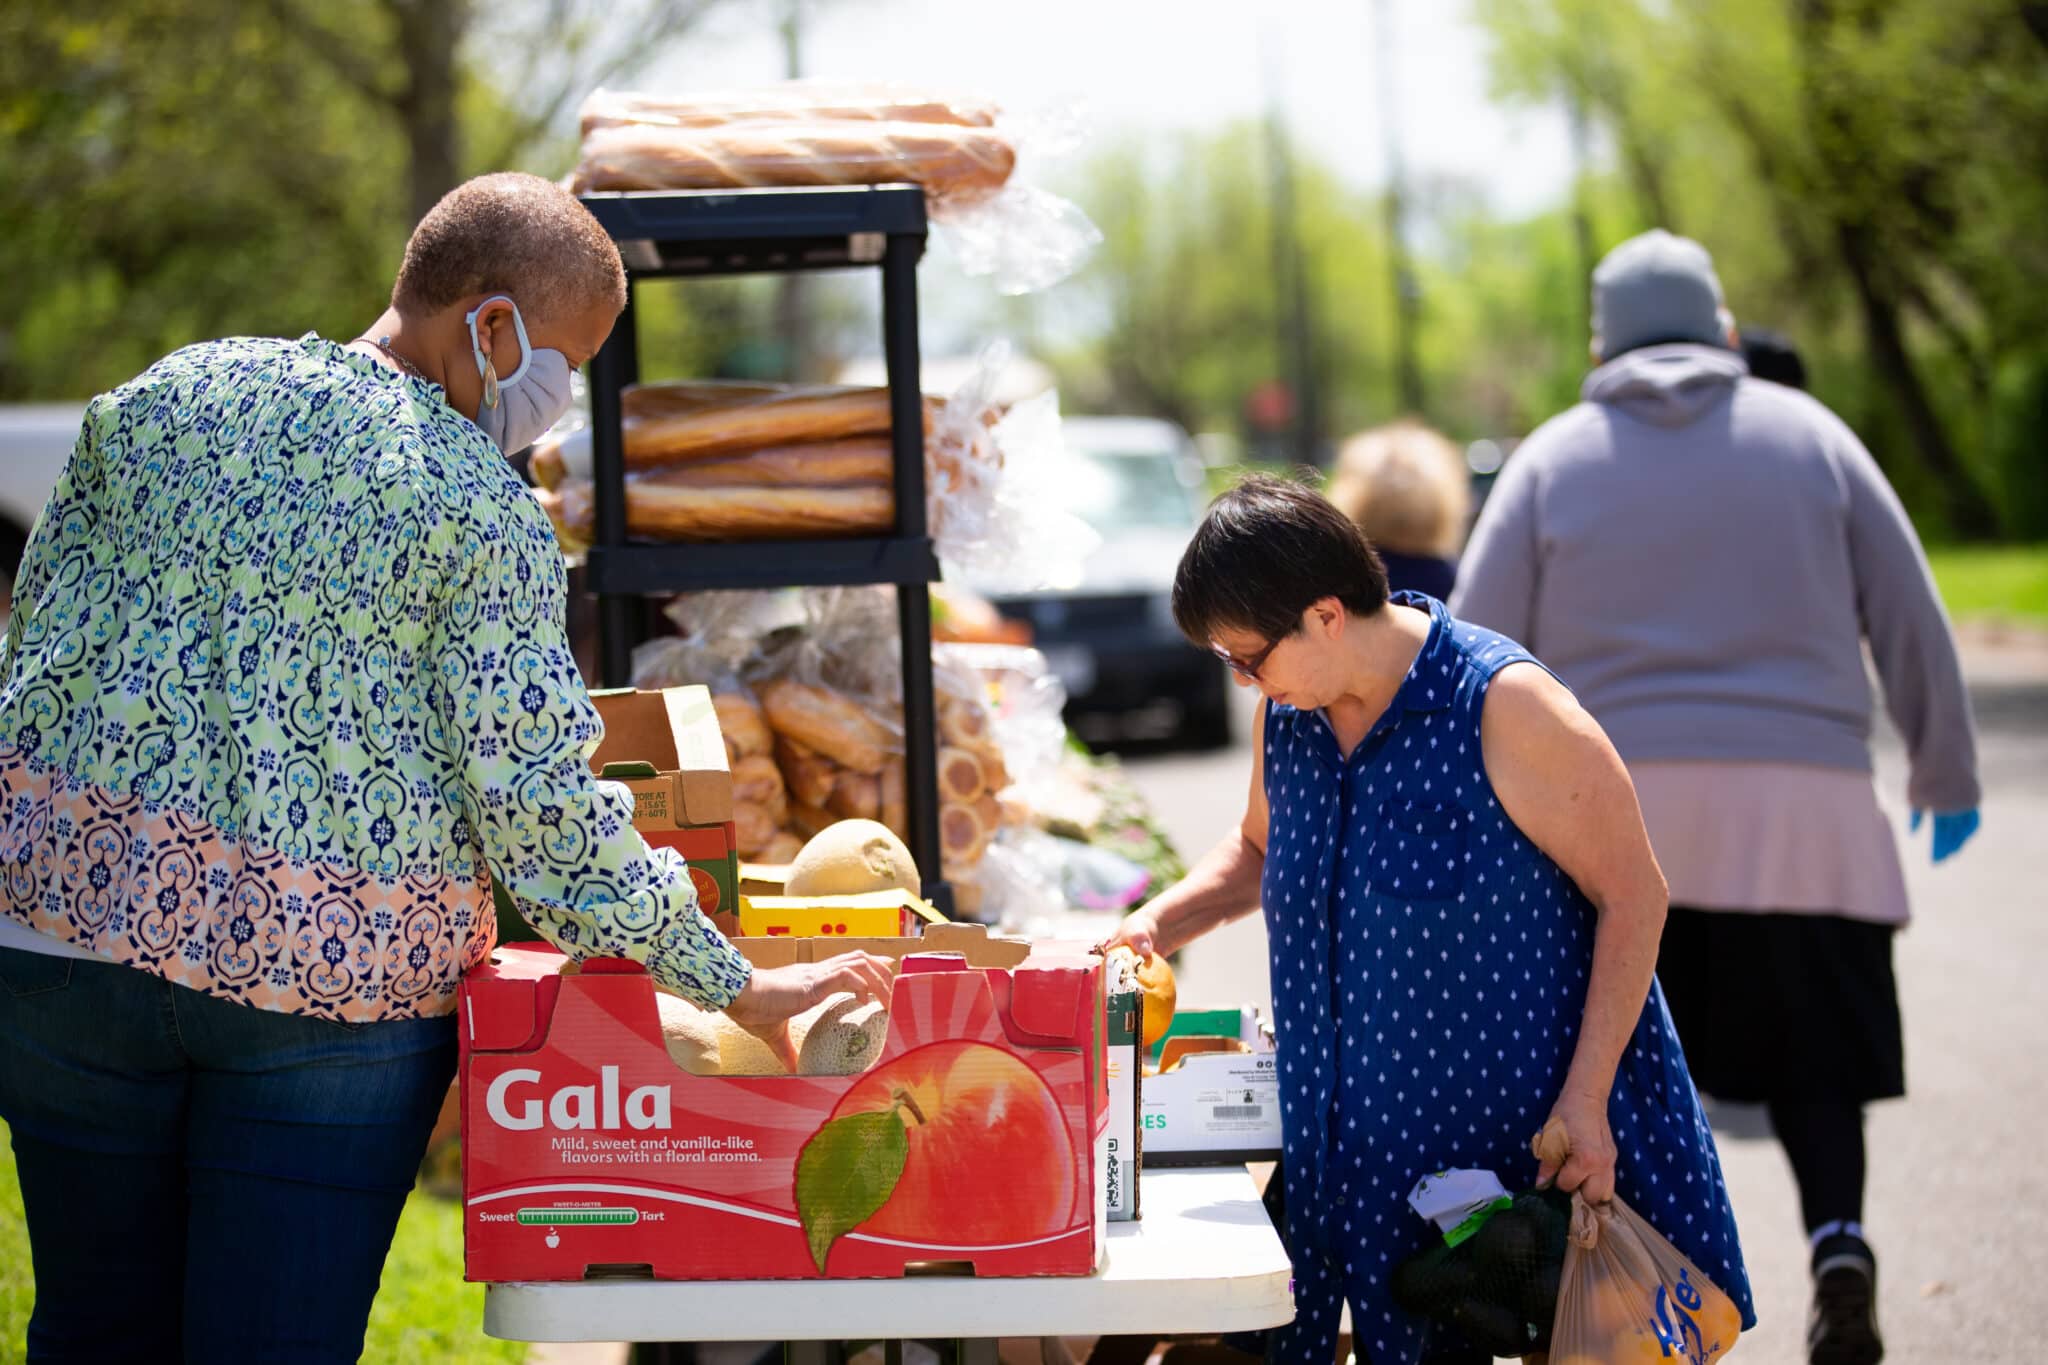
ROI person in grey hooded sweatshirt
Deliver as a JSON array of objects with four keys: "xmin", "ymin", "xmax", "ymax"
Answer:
[{"xmin": 1452, "ymin": 229, "xmax": 1980, "ymax": 1365}]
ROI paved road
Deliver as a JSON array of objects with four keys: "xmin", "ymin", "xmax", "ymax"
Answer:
[{"xmin": 1119, "ymin": 640, "xmax": 2048, "ymax": 1362}]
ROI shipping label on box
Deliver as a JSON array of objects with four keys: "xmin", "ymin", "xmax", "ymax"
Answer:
[
  {"xmin": 460, "ymin": 925, "xmax": 1106, "ymax": 1282},
  {"xmin": 1103, "ymin": 982, "xmax": 1142, "ymax": 1221}
]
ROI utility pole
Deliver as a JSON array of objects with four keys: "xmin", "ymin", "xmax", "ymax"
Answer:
[
  {"xmin": 1565, "ymin": 83, "xmax": 1598, "ymax": 349},
  {"xmin": 1262, "ymin": 23, "xmax": 1322, "ymax": 467},
  {"xmin": 773, "ymin": 0, "xmax": 815, "ymax": 380},
  {"xmin": 1371, "ymin": 0, "xmax": 1424, "ymax": 416}
]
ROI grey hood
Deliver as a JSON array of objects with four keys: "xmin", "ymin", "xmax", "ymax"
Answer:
[{"xmin": 1581, "ymin": 343, "xmax": 1748, "ymax": 429}]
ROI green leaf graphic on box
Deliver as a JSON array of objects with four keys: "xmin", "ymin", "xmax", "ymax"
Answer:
[{"xmin": 795, "ymin": 1110, "xmax": 909, "ymax": 1273}]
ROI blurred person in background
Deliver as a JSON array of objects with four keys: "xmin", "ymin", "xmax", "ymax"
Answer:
[
  {"xmin": 1452, "ymin": 228, "xmax": 1980, "ymax": 1365},
  {"xmin": 1740, "ymin": 325, "xmax": 1811, "ymax": 391},
  {"xmin": 0, "ymin": 172, "xmax": 891, "ymax": 1362},
  {"xmin": 1324, "ymin": 419, "xmax": 1472, "ymax": 601}
]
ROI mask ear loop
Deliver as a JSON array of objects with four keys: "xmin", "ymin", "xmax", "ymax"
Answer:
[{"xmin": 468, "ymin": 294, "xmax": 532, "ymax": 409}]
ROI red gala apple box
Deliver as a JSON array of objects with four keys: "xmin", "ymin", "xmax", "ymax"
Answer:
[{"xmin": 460, "ymin": 925, "xmax": 1111, "ymax": 1282}]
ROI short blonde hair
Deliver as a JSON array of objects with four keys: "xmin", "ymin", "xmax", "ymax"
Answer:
[{"xmin": 1324, "ymin": 420, "xmax": 1472, "ymax": 558}]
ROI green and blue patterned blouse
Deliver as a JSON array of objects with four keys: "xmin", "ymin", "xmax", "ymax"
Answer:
[{"xmin": 0, "ymin": 335, "xmax": 753, "ymax": 1022}]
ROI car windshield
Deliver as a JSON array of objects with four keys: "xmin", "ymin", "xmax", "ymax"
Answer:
[{"xmin": 1052, "ymin": 450, "xmax": 1199, "ymax": 535}]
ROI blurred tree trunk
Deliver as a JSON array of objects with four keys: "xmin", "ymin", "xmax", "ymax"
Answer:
[
  {"xmin": 392, "ymin": 0, "xmax": 464, "ymax": 223},
  {"xmin": 1791, "ymin": 0, "xmax": 2001, "ymax": 536},
  {"xmin": 1834, "ymin": 222, "xmax": 1998, "ymax": 536}
]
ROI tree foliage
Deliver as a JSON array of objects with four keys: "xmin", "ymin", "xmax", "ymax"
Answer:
[
  {"xmin": 0, "ymin": 0, "xmax": 735, "ymax": 400},
  {"xmin": 1059, "ymin": 0, "xmax": 2046, "ymax": 538}
]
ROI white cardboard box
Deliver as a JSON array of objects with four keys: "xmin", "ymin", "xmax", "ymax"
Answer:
[{"xmin": 1141, "ymin": 1019, "xmax": 1283, "ymax": 1167}]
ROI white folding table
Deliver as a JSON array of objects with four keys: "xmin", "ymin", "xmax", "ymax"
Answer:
[{"xmin": 484, "ymin": 1166, "xmax": 1294, "ymax": 1362}]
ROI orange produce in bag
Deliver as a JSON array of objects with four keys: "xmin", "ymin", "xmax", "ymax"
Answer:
[{"xmin": 1549, "ymin": 1192, "xmax": 1743, "ymax": 1364}]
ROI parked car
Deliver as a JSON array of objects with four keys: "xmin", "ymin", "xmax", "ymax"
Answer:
[
  {"xmin": 986, "ymin": 415, "xmax": 1234, "ymax": 750},
  {"xmin": 0, "ymin": 404, "xmax": 85, "ymax": 630}
]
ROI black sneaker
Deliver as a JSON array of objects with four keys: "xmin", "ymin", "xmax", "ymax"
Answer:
[{"xmin": 1809, "ymin": 1233, "xmax": 1884, "ymax": 1365}]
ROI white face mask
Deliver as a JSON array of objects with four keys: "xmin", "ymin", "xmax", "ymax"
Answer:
[{"xmin": 466, "ymin": 295, "xmax": 574, "ymax": 454}]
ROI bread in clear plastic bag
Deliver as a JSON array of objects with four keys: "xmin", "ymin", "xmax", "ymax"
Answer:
[
  {"xmin": 579, "ymin": 82, "xmax": 1001, "ymax": 137},
  {"xmin": 571, "ymin": 119, "xmax": 1016, "ymax": 204},
  {"xmin": 567, "ymin": 81, "xmax": 1098, "ymax": 294}
]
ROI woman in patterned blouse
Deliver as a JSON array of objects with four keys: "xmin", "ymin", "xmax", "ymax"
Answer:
[{"xmin": 0, "ymin": 172, "xmax": 893, "ymax": 1361}]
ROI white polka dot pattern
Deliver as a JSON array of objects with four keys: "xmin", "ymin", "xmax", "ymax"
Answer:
[{"xmin": 1254, "ymin": 593, "xmax": 1754, "ymax": 1364}]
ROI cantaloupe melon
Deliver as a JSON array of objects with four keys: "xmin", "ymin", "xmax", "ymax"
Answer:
[
  {"xmin": 654, "ymin": 991, "xmax": 724, "ymax": 1075},
  {"xmin": 676, "ymin": 991, "xmax": 892, "ymax": 1077},
  {"xmin": 796, "ymin": 993, "xmax": 890, "ymax": 1076},
  {"xmin": 783, "ymin": 819, "xmax": 921, "ymax": 898}
]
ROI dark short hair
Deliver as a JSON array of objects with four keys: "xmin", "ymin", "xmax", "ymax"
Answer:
[
  {"xmin": 1739, "ymin": 327, "xmax": 1808, "ymax": 391},
  {"xmin": 393, "ymin": 172, "xmax": 626, "ymax": 324},
  {"xmin": 1172, "ymin": 473, "xmax": 1391, "ymax": 646}
]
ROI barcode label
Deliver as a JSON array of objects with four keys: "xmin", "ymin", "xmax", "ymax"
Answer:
[{"xmin": 1212, "ymin": 1104, "xmax": 1264, "ymax": 1118}]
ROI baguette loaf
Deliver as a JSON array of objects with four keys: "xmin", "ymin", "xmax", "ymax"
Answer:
[
  {"xmin": 580, "ymin": 83, "xmax": 999, "ymax": 137},
  {"xmin": 548, "ymin": 479, "xmax": 893, "ymax": 542},
  {"xmin": 731, "ymin": 754, "xmax": 789, "ymax": 825},
  {"xmin": 879, "ymin": 762, "xmax": 907, "ymax": 843},
  {"xmin": 773, "ymin": 735, "xmax": 839, "ymax": 809},
  {"xmin": 632, "ymin": 441, "xmax": 893, "ymax": 489},
  {"xmin": 712, "ymin": 691, "xmax": 773, "ymax": 760},
  {"xmin": 759, "ymin": 679, "xmax": 892, "ymax": 774},
  {"xmin": 623, "ymin": 385, "xmax": 895, "ymax": 468},
  {"xmin": 570, "ymin": 120, "xmax": 1016, "ymax": 202},
  {"xmin": 826, "ymin": 770, "xmax": 882, "ymax": 821},
  {"xmin": 733, "ymin": 800, "xmax": 780, "ymax": 857}
]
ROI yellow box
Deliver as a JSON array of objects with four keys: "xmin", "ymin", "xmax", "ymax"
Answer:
[{"xmin": 737, "ymin": 889, "xmax": 947, "ymax": 939}]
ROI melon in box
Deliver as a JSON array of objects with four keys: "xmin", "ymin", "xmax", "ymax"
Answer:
[
  {"xmin": 459, "ymin": 924, "xmax": 1110, "ymax": 1281},
  {"xmin": 587, "ymin": 685, "xmax": 739, "ymax": 937}
]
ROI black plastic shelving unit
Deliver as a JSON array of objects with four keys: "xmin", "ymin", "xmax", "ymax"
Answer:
[{"xmin": 576, "ymin": 185, "xmax": 946, "ymax": 908}]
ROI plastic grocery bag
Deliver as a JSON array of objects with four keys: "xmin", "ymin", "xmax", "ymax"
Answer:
[{"xmin": 1549, "ymin": 1192, "xmax": 1742, "ymax": 1364}]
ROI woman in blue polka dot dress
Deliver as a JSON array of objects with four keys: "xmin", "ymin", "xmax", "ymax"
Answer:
[{"xmin": 1106, "ymin": 477, "xmax": 1753, "ymax": 1364}]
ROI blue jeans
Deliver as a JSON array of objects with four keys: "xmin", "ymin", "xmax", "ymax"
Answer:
[{"xmin": 0, "ymin": 946, "xmax": 457, "ymax": 1363}]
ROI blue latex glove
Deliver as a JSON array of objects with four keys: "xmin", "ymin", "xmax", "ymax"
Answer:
[{"xmin": 1910, "ymin": 808, "xmax": 1981, "ymax": 864}]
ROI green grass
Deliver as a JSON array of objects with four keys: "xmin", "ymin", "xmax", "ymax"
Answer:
[
  {"xmin": 0, "ymin": 1120, "xmax": 525, "ymax": 1364},
  {"xmin": 0, "ymin": 1125, "xmax": 27, "ymax": 1362},
  {"xmin": 1926, "ymin": 544, "xmax": 2048, "ymax": 624}
]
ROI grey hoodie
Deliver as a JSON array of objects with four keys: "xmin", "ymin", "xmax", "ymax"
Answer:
[{"xmin": 1451, "ymin": 344, "xmax": 1979, "ymax": 812}]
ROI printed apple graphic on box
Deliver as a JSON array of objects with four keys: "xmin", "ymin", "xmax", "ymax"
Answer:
[{"xmin": 795, "ymin": 1039, "xmax": 1078, "ymax": 1272}]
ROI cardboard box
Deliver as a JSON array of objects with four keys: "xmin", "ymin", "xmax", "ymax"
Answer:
[
  {"xmin": 1103, "ymin": 980, "xmax": 1142, "ymax": 1221},
  {"xmin": 588, "ymin": 686, "xmax": 739, "ymax": 936},
  {"xmin": 737, "ymin": 889, "xmax": 947, "ymax": 940},
  {"xmin": 1140, "ymin": 1009, "xmax": 1283, "ymax": 1168},
  {"xmin": 460, "ymin": 924, "xmax": 1110, "ymax": 1282}
]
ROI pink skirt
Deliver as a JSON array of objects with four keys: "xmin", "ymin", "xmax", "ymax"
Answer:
[{"xmin": 1627, "ymin": 760, "xmax": 1911, "ymax": 925}]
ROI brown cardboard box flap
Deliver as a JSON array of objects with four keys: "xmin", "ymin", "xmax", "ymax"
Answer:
[{"xmin": 588, "ymin": 685, "xmax": 733, "ymax": 825}]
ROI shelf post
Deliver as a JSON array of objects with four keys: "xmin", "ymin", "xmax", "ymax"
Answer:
[
  {"xmin": 592, "ymin": 284, "xmax": 641, "ymax": 686},
  {"xmin": 882, "ymin": 231, "xmax": 945, "ymax": 907}
]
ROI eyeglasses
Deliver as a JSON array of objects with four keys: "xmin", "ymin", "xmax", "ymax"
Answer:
[{"xmin": 1211, "ymin": 632, "xmax": 1284, "ymax": 682}]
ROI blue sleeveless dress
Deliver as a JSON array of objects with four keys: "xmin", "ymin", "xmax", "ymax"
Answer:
[{"xmin": 1260, "ymin": 594, "xmax": 1753, "ymax": 1364}]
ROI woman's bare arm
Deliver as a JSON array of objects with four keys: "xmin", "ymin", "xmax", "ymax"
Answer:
[{"xmin": 1481, "ymin": 663, "xmax": 1668, "ymax": 1203}]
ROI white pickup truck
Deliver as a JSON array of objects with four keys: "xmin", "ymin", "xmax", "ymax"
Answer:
[{"xmin": 0, "ymin": 403, "xmax": 86, "ymax": 628}]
